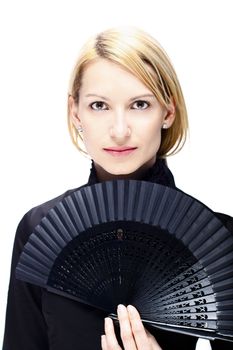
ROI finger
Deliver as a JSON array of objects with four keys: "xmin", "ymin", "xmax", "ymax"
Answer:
[
  {"xmin": 117, "ymin": 304, "xmax": 137, "ymax": 350},
  {"xmin": 101, "ymin": 335, "xmax": 107, "ymax": 350},
  {"xmin": 145, "ymin": 329, "xmax": 162, "ymax": 349},
  {"xmin": 127, "ymin": 305, "xmax": 150, "ymax": 349},
  {"xmin": 104, "ymin": 317, "xmax": 122, "ymax": 349},
  {"xmin": 148, "ymin": 332, "xmax": 162, "ymax": 350}
]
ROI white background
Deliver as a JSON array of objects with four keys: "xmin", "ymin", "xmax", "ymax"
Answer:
[{"xmin": 1, "ymin": 1, "xmax": 232, "ymax": 349}]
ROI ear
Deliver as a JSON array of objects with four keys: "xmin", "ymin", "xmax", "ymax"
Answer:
[
  {"xmin": 163, "ymin": 98, "xmax": 176, "ymax": 128},
  {"xmin": 68, "ymin": 95, "xmax": 81, "ymax": 127}
]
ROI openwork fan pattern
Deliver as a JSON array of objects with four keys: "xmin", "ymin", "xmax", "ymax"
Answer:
[{"xmin": 16, "ymin": 180, "xmax": 233, "ymax": 341}]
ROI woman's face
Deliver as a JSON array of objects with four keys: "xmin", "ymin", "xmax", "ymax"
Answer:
[{"xmin": 70, "ymin": 58, "xmax": 175, "ymax": 181}]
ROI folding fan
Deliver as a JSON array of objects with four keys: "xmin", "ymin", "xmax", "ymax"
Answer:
[{"xmin": 15, "ymin": 180, "xmax": 233, "ymax": 342}]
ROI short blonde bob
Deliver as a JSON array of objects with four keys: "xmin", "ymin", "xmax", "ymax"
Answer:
[{"xmin": 68, "ymin": 26, "xmax": 188, "ymax": 158}]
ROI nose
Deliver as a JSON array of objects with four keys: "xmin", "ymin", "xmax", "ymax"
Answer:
[{"xmin": 110, "ymin": 110, "xmax": 131, "ymax": 139}]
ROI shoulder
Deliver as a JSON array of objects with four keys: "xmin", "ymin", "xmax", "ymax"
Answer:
[{"xmin": 15, "ymin": 184, "xmax": 87, "ymax": 248}]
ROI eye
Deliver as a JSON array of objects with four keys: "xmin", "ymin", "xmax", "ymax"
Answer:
[
  {"xmin": 90, "ymin": 101, "xmax": 108, "ymax": 110},
  {"xmin": 132, "ymin": 100, "xmax": 150, "ymax": 110}
]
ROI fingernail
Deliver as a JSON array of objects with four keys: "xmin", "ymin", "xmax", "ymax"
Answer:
[
  {"xmin": 105, "ymin": 317, "xmax": 112, "ymax": 327},
  {"xmin": 104, "ymin": 317, "xmax": 110, "ymax": 324},
  {"xmin": 127, "ymin": 305, "xmax": 136, "ymax": 315},
  {"xmin": 117, "ymin": 304, "xmax": 125, "ymax": 314},
  {"xmin": 101, "ymin": 334, "xmax": 106, "ymax": 346}
]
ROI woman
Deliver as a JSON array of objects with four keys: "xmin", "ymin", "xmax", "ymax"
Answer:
[{"xmin": 3, "ymin": 26, "xmax": 233, "ymax": 350}]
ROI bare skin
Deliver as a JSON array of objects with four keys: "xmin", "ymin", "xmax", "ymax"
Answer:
[{"xmin": 101, "ymin": 305, "xmax": 162, "ymax": 350}]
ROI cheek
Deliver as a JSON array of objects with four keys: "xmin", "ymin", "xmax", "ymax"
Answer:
[
  {"xmin": 143, "ymin": 118, "xmax": 162, "ymax": 140},
  {"xmin": 138, "ymin": 109, "xmax": 163, "ymax": 131},
  {"xmin": 81, "ymin": 124, "xmax": 101, "ymax": 152},
  {"xmin": 142, "ymin": 120, "xmax": 163, "ymax": 154},
  {"xmin": 149, "ymin": 131, "xmax": 162, "ymax": 150}
]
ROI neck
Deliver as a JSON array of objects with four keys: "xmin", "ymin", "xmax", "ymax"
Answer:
[
  {"xmin": 94, "ymin": 158, "xmax": 156, "ymax": 182},
  {"xmin": 88, "ymin": 158, "xmax": 176, "ymax": 188}
]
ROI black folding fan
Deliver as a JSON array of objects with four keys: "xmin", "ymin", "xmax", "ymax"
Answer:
[{"xmin": 15, "ymin": 180, "xmax": 233, "ymax": 342}]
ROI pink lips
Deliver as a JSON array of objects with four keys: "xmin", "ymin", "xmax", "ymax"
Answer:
[{"xmin": 103, "ymin": 147, "xmax": 137, "ymax": 157}]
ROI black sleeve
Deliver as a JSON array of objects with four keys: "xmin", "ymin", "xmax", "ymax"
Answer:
[
  {"xmin": 2, "ymin": 186, "xmax": 86, "ymax": 350},
  {"xmin": 2, "ymin": 211, "xmax": 50, "ymax": 350},
  {"xmin": 210, "ymin": 339, "xmax": 233, "ymax": 350}
]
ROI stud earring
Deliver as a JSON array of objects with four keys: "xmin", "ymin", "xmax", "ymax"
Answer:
[
  {"xmin": 162, "ymin": 123, "xmax": 168, "ymax": 129},
  {"xmin": 77, "ymin": 125, "xmax": 83, "ymax": 133}
]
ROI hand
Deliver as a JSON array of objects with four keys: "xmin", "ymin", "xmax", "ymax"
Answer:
[{"xmin": 101, "ymin": 304, "xmax": 162, "ymax": 350}]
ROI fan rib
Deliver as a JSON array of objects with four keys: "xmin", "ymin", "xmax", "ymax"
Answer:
[
  {"xmin": 135, "ymin": 182, "xmax": 152, "ymax": 222},
  {"xmin": 40, "ymin": 215, "xmax": 69, "ymax": 248},
  {"xmin": 82, "ymin": 186, "xmax": 100, "ymax": 225},
  {"xmin": 54, "ymin": 202, "xmax": 79, "ymax": 239},
  {"xmin": 94, "ymin": 183, "xmax": 107, "ymax": 223},
  {"xmin": 116, "ymin": 181, "xmax": 125, "ymax": 220},
  {"xmin": 105, "ymin": 182, "xmax": 115, "ymax": 221},
  {"xmin": 64, "ymin": 196, "xmax": 85, "ymax": 232},
  {"xmin": 24, "ymin": 242, "xmax": 54, "ymax": 266},
  {"xmin": 28, "ymin": 232, "xmax": 58, "ymax": 260},
  {"xmin": 18, "ymin": 252, "xmax": 50, "ymax": 276},
  {"xmin": 73, "ymin": 191, "xmax": 92, "ymax": 229}
]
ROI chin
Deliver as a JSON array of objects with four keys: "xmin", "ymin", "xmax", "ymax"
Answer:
[{"xmin": 104, "ymin": 163, "xmax": 142, "ymax": 176}]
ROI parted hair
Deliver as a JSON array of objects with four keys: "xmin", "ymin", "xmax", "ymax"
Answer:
[{"xmin": 68, "ymin": 26, "xmax": 188, "ymax": 157}]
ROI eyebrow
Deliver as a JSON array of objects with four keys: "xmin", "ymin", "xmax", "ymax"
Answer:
[{"xmin": 84, "ymin": 93, "xmax": 155, "ymax": 101}]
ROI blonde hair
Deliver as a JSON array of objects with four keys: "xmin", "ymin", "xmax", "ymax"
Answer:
[{"xmin": 68, "ymin": 26, "xmax": 188, "ymax": 157}]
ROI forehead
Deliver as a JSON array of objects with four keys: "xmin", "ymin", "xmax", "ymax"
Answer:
[{"xmin": 79, "ymin": 58, "xmax": 155, "ymax": 95}]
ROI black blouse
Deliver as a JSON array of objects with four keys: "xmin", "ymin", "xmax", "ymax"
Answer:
[{"xmin": 3, "ymin": 160, "xmax": 233, "ymax": 350}]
